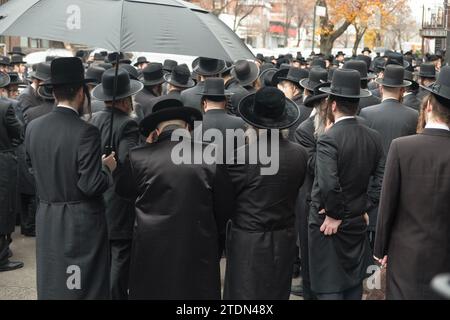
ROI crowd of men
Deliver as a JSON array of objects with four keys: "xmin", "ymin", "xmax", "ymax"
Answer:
[{"xmin": 0, "ymin": 45, "xmax": 449, "ymax": 300}]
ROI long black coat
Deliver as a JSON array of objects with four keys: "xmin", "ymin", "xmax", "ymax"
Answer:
[
  {"xmin": 25, "ymin": 107, "xmax": 111, "ymax": 299},
  {"xmin": 224, "ymin": 79, "xmax": 248, "ymax": 116},
  {"xmin": 90, "ymin": 108, "xmax": 139, "ymax": 240},
  {"xmin": 289, "ymin": 95, "xmax": 312, "ymax": 141},
  {"xmin": 18, "ymin": 85, "xmax": 43, "ymax": 113},
  {"xmin": 309, "ymin": 118, "xmax": 385, "ymax": 294},
  {"xmin": 374, "ymin": 129, "xmax": 450, "ymax": 300},
  {"xmin": 403, "ymin": 93, "xmax": 421, "ymax": 111},
  {"xmin": 134, "ymin": 87, "xmax": 159, "ymax": 123},
  {"xmin": 181, "ymin": 82, "xmax": 205, "ymax": 113},
  {"xmin": 24, "ymin": 101, "xmax": 55, "ymax": 124},
  {"xmin": 224, "ymin": 137, "xmax": 308, "ymax": 300},
  {"xmin": 117, "ymin": 129, "xmax": 233, "ymax": 299},
  {"xmin": 0, "ymin": 99, "xmax": 23, "ymax": 234},
  {"xmin": 359, "ymin": 94, "xmax": 381, "ymax": 111}
]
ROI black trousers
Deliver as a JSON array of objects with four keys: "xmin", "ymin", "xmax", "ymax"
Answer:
[
  {"xmin": 316, "ymin": 284, "xmax": 363, "ymax": 300},
  {"xmin": 0, "ymin": 234, "xmax": 9, "ymax": 265},
  {"xmin": 110, "ymin": 239, "xmax": 132, "ymax": 300},
  {"xmin": 20, "ymin": 194, "xmax": 36, "ymax": 234}
]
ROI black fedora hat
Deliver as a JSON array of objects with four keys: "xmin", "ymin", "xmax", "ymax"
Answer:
[
  {"xmin": 31, "ymin": 62, "xmax": 51, "ymax": 81},
  {"xmin": 0, "ymin": 72, "xmax": 11, "ymax": 88},
  {"xmin": 376, "ymin": 64, "xmax": 411, "ymax": 88},
  {"xmin": 140, "ymin": 97, "xmax": 202, "ymax": 136},
  {"xmin": 10, "ymin": 55, "xmax": 25, "ymax": 65},
  {"xmin": 134, "ymin": 56, "xmax": 149, "ymax": 67},
  {"xmin": 6, "ymin": 72, "xmax": 23, "ymax": 86},
  {"xmin": 383, "ymin": 52, "xmax": 409, "ymax": 69},
  {"xmin": 37, "ymin": 85, "xmax": 54, "ymax": 101},
  {"xmin": 259, "ymin": 62, "xmax": 275, "ymax": 74},
  {"xmin": 119, "ymin": 63, "xmax": 139, "ymax": 80},
  {"xmin": 85, "ymin": 66, "xmax": 106, "ymax": 85},
  {"xmin": 343, "ymin": 60, "xmax": 375, "ymax": 81},
  {"xmin": 163, "ymin": 59, "xmax": 178, "ymax": 73},
  {"xmin": 140, "ymin": 63, "xmax": 165, "ymax": 86},
  {"xmin": 300, "ymin": 67, "xmax": 328, "ymax": 91},
  {"xmin": 422, "ymin": 66, "xmax": 450, "ymax": 102},
  {"xmin": 256, "ymin": 53, "xmax": 265, "ymax": 62},
  {"xmin": 92, "ymin": 68, "xmax": 143, "ymax": 101},
  {"xmin": 277, "ymin": 67, "xmax": 309, "ymax": 85},
  {"xmin": 310, "ymin": 58, "xmax": 326, "ymax": 69},
  {"xmin": 271, "ymin": 68, "xmax": 289, "ymax": 86},
  {"xmin": 320, "ymin": 69, "xmax": 372, "ymax": 98},
  {"xmin": 336, "ymin": 51, "xmax": 346, "ymax": 57},
  {"xmin": 192, "ymin": 57, "xmax": 226, "ymax": 76},
  {"xmin": 164, "ymin": 64, "xmax": 195, "ymax": 88},
  {"xmin": 355, "ymin": 55, "xmax": 373, "ymax": 72},
  {"xmin": 362, "ymin": 47, "xmax": 372, "ymax": 54},
  {"xmin": 43, "ymin": 57, "xmax": 95, "ymax": 86},
  {"xmin": 197, "ymin": 78, "xmax": 232, "ymax": 97},
  {"xmin": 258, "ymin": 67, "xmax": 278, "ymax": 88},
  {"xmin": 221, "ymin": 61, "xmax": 234, "ymax": 74},
  {"xmin": 231, "ymin": 60, "xmax": 259, "ymax": 87},
  {"xmin": 416, "ymin": 63, "xmax": 436, "ymax": 79},
  {"xmin": 0, "ymin": 56, "xmax": 11, "ymax": 66},
  {"xmin": 238, "ymin": 87, "xmax": 300, "ymax": 130},
  {"xmin": 106, "ymin": 52, "xmax": 124, "ymax": 64},
  {"xmin": 8, "ymin": 47, "xmax": 26, "ymax": 57},
  {"xmin": 304, "ymin": 82, "xmax": 331, "ymax": 108}
]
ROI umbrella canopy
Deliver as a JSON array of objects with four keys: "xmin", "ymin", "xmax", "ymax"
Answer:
[{"xmin": 0, "ymin": 0, "xmax": 254, "ymax": 61}]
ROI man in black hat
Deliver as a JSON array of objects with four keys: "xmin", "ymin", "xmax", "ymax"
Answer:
[
  {"xmin": 0, "ymin": 71, "xmax": 24, "ymax": 273},
  {"xmin": 116, "ymin": 96, "xmax": 233, "ymax": 299},
  {"xmin": 403, "ymin": 70, "xmax": 421, "ymax": 111},
  {"xmin": 362, "ymin": 47, "xmax": 372, "ymax": 56},
  {"xmin": 10, "ymin": 55, "xmax": 27, "ymax": 82},
  {"xmin": 335, "ymin": 51, "xmax": 346, "ymax": 66},
  {"xmin": 18, "ymin": 62, "xmax": 49, "ymax": 113},
  {"xmin": 24, "ymin": 83, "xmax": 56, "ymax": 124},
  {"xmin": 134, "ymin": 62, "xmax": 165, "ymax": 122},
  {"xmin": 343, "ymin": 60, "xmax": 381, "ymax": 111},
  {"xmin": 273, "ymin": 67, "xmax": 310, "ymax": 140},
  {"xmin": 374, "ymin": 66, "xmax": 450, "ymax": 300},
  {"xmin": 299, "ymin": 67, "xmax": 328, "ymax": 120},
  {"xmin": 85, "ymin": 66, "xmax": 107, "ymax": 113},
  {"xmin": 416, "ymin": 63, "xmax": 437, "ymax": 102},
  {"xmin": 359, "ymin": 65, "xmax": 418, "ymax": 246},
  {"xmin": 161, "ymin": 59, "xmax": 178, "ymax": 95},
  {"xmin": 25, "ymin": 57, "xmax": 117, "ymax": 299},
  {"xmin": 224, "ymin": 87, "xmax": 308, "ymax": 300},
  {"xmin": 164, "ymin": 64, "xmax": 195, "ymax": 99},
  {"xmin": 90, "ymin": 68, "xmax": 143, "ymax": 300},
  {"xmin": 231, "ymin": 60, "xmax": 259, "ymax": 93},
  {"xmin": 309, "ymin": 69, "xmax": 385, "ymax": 300},
  {"xmin": 0, "ymin": 56, "xmax": 11, "ymax": 73},
  {"xmin": 133, "ymin": 56, "xmax": 149, "ymax": 70},
  {"xmin": 220, "ymin": 61, "xmax": 249, "ymax": 115},
  {"xmin": 181, "ymin": 57, "xmax": 226, "ymax": 112}
]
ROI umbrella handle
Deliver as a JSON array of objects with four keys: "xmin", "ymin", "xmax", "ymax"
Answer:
[{"xmin": 105, "ymin": 52, "xmax": 121, "ymax": 156}]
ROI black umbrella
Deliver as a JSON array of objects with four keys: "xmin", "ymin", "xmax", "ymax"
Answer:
[{"xmin": 0, "ymin": 0, "xmax": 254, "ymax": 153}]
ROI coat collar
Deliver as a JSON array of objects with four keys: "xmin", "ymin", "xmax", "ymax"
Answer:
[
  {"xmin": 332, "ymin": 117, "xmax": 358, "ymax": 128},
  {"xmin": 421, "ymin": 128, "xmax": 450, "ymax": 138},
  {"xmin": 54, "ymin": 106, "xmax": 80, "ymax": 117}
]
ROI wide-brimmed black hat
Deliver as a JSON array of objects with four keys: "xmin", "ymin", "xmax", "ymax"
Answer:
[
  {"xmin": 119, "ymin": 63, "xmax": 139, "ymax": 80},
  {"xmin": 133, "ymin": 56, "xmax": 150, "ymax": 67},
  {"xmin": 120, "ymin": 59, "xmax": 132, "ymax": 65},
  {"xmin": 277, "ymin": 67, "xmax": 309, "ymax": 85},
  {"xmin": 259, "ymin": 63, "xmax": 275, "ymax": 74},
  {"xmin": 304, "ymin": 82, "xmax": 331, "ymax": 108},
  {"xmin": 310, "ymin": 58, "xmax": 326, "ymax": 69},
  {"xmin": 376, "ymin": 64, "xmax": 411, "ymax": 88},
  {"xmin": 8, "ymin": 47, "xmax": 26, "ymax": 56},
  {"xmin": 362, "ymin": 47, "xmax": 372, "ymax": 54},
  {"xmin": 92, "ymin": 68, "xmax": 143, "ymax": 101},
  {"xmin": 85, "ymin": 66, "xmax": 106, "ymax": 85},
  {"xmin": 105, "ymin": 52, "xmax": 124, "ymax": 64},
  {"xmin": 164, "ymin": 64, "xmax": 195, "ymax": 88},
  {"xmin": 271, "ymin": 68, "xmax": 289, "ymax": 86},
  {"xmin": 10, "ymin": 55, "xmax": 25, "ymax": 65},
  {"xmin": 258, "ymin": 67, "xmax": 278, "ymax": 88},
  {"xmin": 140, "ymin": 97, "xmax": 202, "ymax": 136},
  {"xmin": 320, "ymin": 69, "xmax": 372, "ymax": 98},
  {"xmin": 238, "ymin": 87, "xmax": 300, "ymax": 130},
  {"xmin": 383, "ymin": 52, "xmax": 409, "ymax": 69},
  {"xmin": 336, "ymin": 51, "xmax": 346, "ymax": 57},
  {"xmin": 230, "ymin": 60, "xmax": 259, "ymax": 87},
  {"xmin": 0, "ymin": 72, "xmax": 11, "ymax": 88},
  {"xmin": 163, "ymin": 59, "xmax": 178, "ymax": 73},
  {"xmin": 37, "ymin": 85, "xmax": 54, "ymax": 100},
  {"xmin": 355, "ymin": 55, "xmax": 373, "ymax": 72},
  {"xmin": 256, "ymin": 53, "xmax": 265, "ymax": 62},
  {"xmin": 404, "ymin": 70, "xmax": 419, "ymax": 90},
  {"xmin": 31, "ymin": 62, "xmax": 51, "ymax": 81},
  {"xmin": 0, "ymin": 56, "xmax": 11, "ymax": 66},
  {"xmin": 192, "ymin": 57, "xmax": 226, "ymax": 76},
  {"xmin": 422, "ymin": 66, "xmax": 450, "ymax": 102},
  {"xmin": 300, "ymin": 67, "xmax": 328, "ymax": 91},
  {"xmin": 6, "ymin": 72, "xmax": 23, "ymax": 86},
  {"xmin": 42, "ymin": 58, "xmax": 95, "ymax": 86},
  {"xmin": 197, "ymin": 78, "xmax": 232, "ymax": 97},
  {"xmin": 343, "ymin": 60, "xmax": 375, "ymax": 81},
  {"xmin": 140, "ymin": 63, "xmax": 165, "ymax": 86},
  {"xmin": 416, "ymin": 63, "xmax": 436, "ymax": 79}
]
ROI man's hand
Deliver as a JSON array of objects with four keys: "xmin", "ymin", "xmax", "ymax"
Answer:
[
  {"xmin": 319, "ymin": 214, "xmax": 342, "ymax": 236},
  {"xmin": 363, "ymin": 213, "xmax": 369, "ymax": 226},
  {"xmin": 102, "ymin": 151, "xmax": 117, "ymax": 172},
  {"xmin": 374, "ymin": 255, "xmax": 388, "ymax": 268}
]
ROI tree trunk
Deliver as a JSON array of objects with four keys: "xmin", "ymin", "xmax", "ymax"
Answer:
[
  {"xmin": 352, "ymin": 27, "xmax": 367, "ymax": 56},
  {"xmin": 320, "ymin": 36, "xmax": 334, "ymax": 56}
]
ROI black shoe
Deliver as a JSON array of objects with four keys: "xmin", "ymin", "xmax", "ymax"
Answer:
[
  {"xmin": 292, "ymin": 265, "xmax": 300, "ymax": 279},
  {"xmin": 291, "ymin": 283, "xmax": 304, "ymax": 297},
  {"xmin": 0, "ymin": 260, "xmax": 24, "ymax": 272}
]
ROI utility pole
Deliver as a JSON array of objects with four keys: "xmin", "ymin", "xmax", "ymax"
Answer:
[
  {"xmin": 312, "ymin": 2, "xmax": 317, "ymax": 54},
  {"xmin": 445, "ymin": 0, "xmax": 450, "ymax": 65}
]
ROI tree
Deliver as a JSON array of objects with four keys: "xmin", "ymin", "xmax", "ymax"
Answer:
[
  {"xmin": 232, "ymin": 2, "xmax": 259, "ymax": 32},
  {"xmin": 294, "ymin": 0, "xmax": 314, "ymax": 47}
]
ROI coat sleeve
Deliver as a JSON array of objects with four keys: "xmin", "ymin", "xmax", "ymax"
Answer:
[
  {"xmin": 316, "ymin": 134, "xmax": 345, "ymax": 220},
  {"xmin": 5, "ymin": 104, "xmax": 23, "ymax": 143},
  {"xmin": 374, "ymin": 140, "xmax": 401, "ymax": 259},
  {"xmin": 295, "ymin": 125, "xmax": 317, "ymax": 176},
  {"xmin": 366, "ymin": 133, "xmax": 386, "ymax": 212},
  {"xmin": 117, "ymin": 120, "xmax": 140, "ymax": 165},
  {"xmin": 213, "ymin": 164, "xmax": 234, "ymax": 237},
  {"xmin": 77, "ymin": 125, "xmax": 112, "ymax": 197}
]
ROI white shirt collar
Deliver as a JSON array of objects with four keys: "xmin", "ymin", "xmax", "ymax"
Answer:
[
  {"xmin": 334, "ymin": 116, "xmax": 355, "ymax": 124},
  {"xmin": 58, "ymin": 104, "xmax": 79, "ymax": 115},
  {"xmin": 425, "ymin": 121, "xmax": 450, "ymax": 131}
]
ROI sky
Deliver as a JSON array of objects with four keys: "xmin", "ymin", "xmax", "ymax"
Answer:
[{"xmin": 410, "ymin": 0, "xmax": 443, "ymax": 21}]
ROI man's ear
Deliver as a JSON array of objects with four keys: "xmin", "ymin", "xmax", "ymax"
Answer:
[
  {"xmin": 426, "ymin": 99, "xmax": 433, "ymax": 113},
  {"xmin": 331, "ymin": 100, "xmax": 337, "ymax": 113}
]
